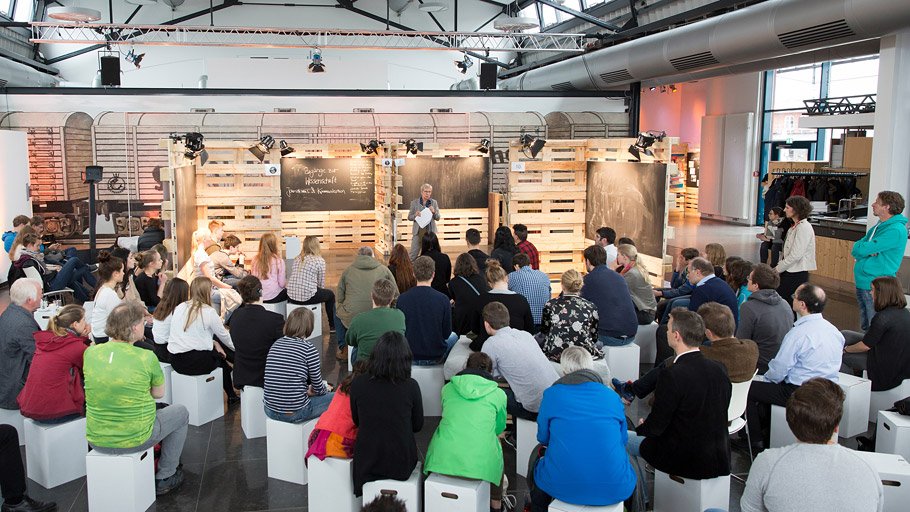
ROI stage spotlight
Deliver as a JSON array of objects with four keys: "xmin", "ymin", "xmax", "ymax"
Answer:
[
  {"xmin": 477, "ymin": 138, "xmax": 491, "ymax": 154},
  {"xmin": 182, "ymin": 132, "xmax": 208, "ymax": 165},
  {"xmin": 308, "ymin": 49, "xmax": 325, "ymax": 73},
  {"xmin": 249, "ymin": 135, "xmax": 276, "ymax": 162},
  {"xmin": 125, "ymin": 49, "xmax": 145, "ymax": 69},
  {"xmin": 519, "ymin": 133, "xmax": 546, "ymax": 158},
  {"xmin": 279, "ymin": 140, "xmax": 295, "ymax": 157},
  {"xmin": 455, "ymin": 54, "xmax": 474, "ymax": 74},
  {"xmin": 360, "ymin": 139, "xmax": 383, "ymax": 155},
  {"xmin": 401, "ymin": 139, "xmax": 423, "ymax": 155},
  {"xmin": 628, "ymin": 130, "xmax": 666, "ymax": 161}
]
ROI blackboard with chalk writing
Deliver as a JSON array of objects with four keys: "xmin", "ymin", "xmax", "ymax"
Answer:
[
  {"xmin": 280, "ymin": 158, "xmax": 375, "ymax": 211},
  {"xmin": 397, "ymin": 157, "xmax": 490, "ymax": 209}
]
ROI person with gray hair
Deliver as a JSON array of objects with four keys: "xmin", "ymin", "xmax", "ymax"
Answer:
[
  {"xmin": 406, "ymin": 183, "xmax": 441, "ymax": 259},
  {"xmin": 335, "ymin": 247, "xmax": 397, "ymax": 362},
  {"xmin": 0, "ymin": 278, "xmax": 43, "ymax": 410},
  {"xmin": 560, "ymin": 346, "xmax": 594, "ymax": 375}
]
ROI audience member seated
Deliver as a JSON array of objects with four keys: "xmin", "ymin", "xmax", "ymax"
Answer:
[
  {"xmin": 361, "ymin": 494, "xmax": 407, "ymax": 512},
  {"xmin": 465, "ymin": 228, "xmax": 489, "ymax": 272},
  {"xmin": 616, "ymin": 244, "xmax": 658, "ymax": 325},
  {"xmin": 419, "ymin": 232, "xmax": 452, "ymax": 296},
  {"xmin": 397, "ymin": 256, "xmax": 457, "ymax": 365},
  {"xmin": 7, "ymin": 233, "xmax": 93, "ymax": 303},
  {"xmin": 111, "ymin": 247, "xmax": 145, "ymax": 307},
  {"xmin": 349, "ymin": 331, "xmax": 423, "ymax": 497},
  {"xmin": 425, "ymin": 352, "xmax": 507, "ymax": 512},
  {"xmin": 468, "ymin": 260, "xmax": 533, "ymax": 351},
  {"xmin": 0, "ymin": 424, "xmax": 57, "ymax": 512},
  {"xmin": 84, "ymin": 303, "xmax": 189, "ymax": 496},
  {"xmin": 306, "ymin": 361, "xmax": 366, "ymax": 461},
  {"xmin": 448, "ymin": 253, "xmax": 490, "ymax": 336},
  {"xmin": 746, "ymin": 284, "xmax": 843, "ymax": 452},
  {"xmin": 0, "ymin": 279, "xmax": 42, "ymax": 413},
  {"xmin": 263, "ymin": 308, "xmax": 333, "ymax": 423},
  {"xmin": 386, "ymin": 243, "xmax": 416, "ymax": 295},
  {"xmin": 134, "ymin": 250, "xmax": 166, "ymax": 313},
  {"xmin": 228, "ymin": 276, "xmax": 285, "ymax": 389},
  {"xmin": 137, "ymin": 217, "xmax": 166, "ymax": 252},
  {"xmin": 508, "ymin": 252, "xmax": 550, "ymax": 332},
  {"xmin": 740, "ymin": 378, "xmax": 883, "ymax": 512},
  {"xmin": 627, "ymin": 309, "xmax": 731, "ymax": 491},
  {"xmin": 151, "ymin": 278, "xmax": 190, "ymax": 363},
  {"xmin": 347, "ymin": 279, "xmax": 405, "ymax": 364},
  {"xmin": 29, "ymin": 215, "xmax": 78, "ymax": 262},
  {"xmin": 842, "ymin": 276, "xmax": 910, "ymax": 390},
  {"xmin": 287, "ymin": 235, "xmax": 336, "ymax": 331},
  {"xmin": 579, "ymin": 245, "xmax": 637, "ymax": 347},
  {"xmin": 251, "ymin": 233, "xmax": 287, "ymax": 304},
  {"xmin": 210, "ymin": 234, "xmax": 248, "ymax": 287},
  {"xmin": 336, "ymin": 246, "xmax": 397, "ymax": 362},
  {"xmin": 2, "ymin": 214, "xmax": 31, "ymax": 254},
  {"xmin": 91, "ymin": 253, "xmax": 126, "ymax": 343},
  {"xmin": 528, "ymin": 347, "xmax": 637, "ymax": 512},
  {"xmin": 594, "ymin": 226, "xmax": 618, "ymax": 269},
  {"xmin": 724, "ymin": 255, "xmax": 743, "ymax": 286},
  {"xmin": 168, "ymin": 278, "xmax": 238, "ymax": 404},
  {"xmin": 6, "ymin": 225, "xmax": 36, "ymax": 262},
  {"xmin": 705, "ymin": 243, "xmax": 727, "ymax": 279},
  {"xmin": 736, "ymin": 263, "xmax": 793, "ymax": 374},
  {"xmin": 489, "ymin": 226, "xmax": 517, "ymax": 270},
  {"xmin": 653, "ymin": 247, "xmax": 700, "ymax": 322},
  {"xmin": 481, "ymin": 302, "xmax": 559, "ymax": 421},
  {"xmin": 17, "ymin": 305, "xmax": 89, "ymax": 425},
  {"xmin": 757, "ymin": 206, "xmax": 785, "ymax": 267},
  {"xmin": 192, "ymin": 230, "xmax": 233, "ymax": 316},
  {"xmin": 539, "ymin": 269, "xmax": 602, "ymax": 362},
  {"xmin": 513, "ymin": 223, "xmax": 540, "ymax": 270},
  {"xmin": 204, "ymin": 220, "xmax": 224, "ymax": 253},
  {"xmin": 728, "ymin": 259, "xmax": 754, "ymax": 310}
]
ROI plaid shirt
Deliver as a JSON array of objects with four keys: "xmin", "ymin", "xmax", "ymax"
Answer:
[
  {"xmin": 287, "ymin": 254, "xmax": 326, "ymax": 302},
  {"xmin": 516, "ymin": 239, "xmax": 540, "ymax": 270},
  {"xmin": 508, "ymin": 265, "xmax": 551, "ymax": 324}
]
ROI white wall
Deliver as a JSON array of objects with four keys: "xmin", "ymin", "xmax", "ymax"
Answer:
[{"xmin": 0, "ymin": 130, "xmax": 31, "ymax": 284}]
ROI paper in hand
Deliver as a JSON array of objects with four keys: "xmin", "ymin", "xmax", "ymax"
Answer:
[{"xmin": 416, "ymin": 207, "xmax": 434, "ymax": 228}]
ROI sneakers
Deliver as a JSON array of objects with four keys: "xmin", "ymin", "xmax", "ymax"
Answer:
[
  {"xmin": 611, "ymin": 378, "xmax": 635, "ymax": 404},
  {"xmin": 155, "ymin": 467, "xmax": 185, "ymax": 496},
  {"xmin": 1, "ymin": 496, "xmax": 57, "ymax": 512},
  {"xmin": 336, "ymin": 346, "xmax": 348, "ymax": 362}
]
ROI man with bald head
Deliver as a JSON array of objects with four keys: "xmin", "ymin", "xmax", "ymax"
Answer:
[
  {"xmin": 0, "ymin": 278, "xmax": 43, "ymax": 411},
  {"xmin": 743, "ymin": 283, "xmax": 845, "ymax": 452}
]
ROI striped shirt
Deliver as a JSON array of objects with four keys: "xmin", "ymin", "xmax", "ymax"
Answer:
[
  {"xmin": 508, "ymin": 265, "xmax": 552, "ymax": 324},
  {"xmin": 263, "ymin": 335, "xmax": 327, "ymax": 413},
  {"xmin": 287, "ymin": 255, "xmax": 326, "ymax": 303}
]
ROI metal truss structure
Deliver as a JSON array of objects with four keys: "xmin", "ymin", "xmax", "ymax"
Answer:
[
  {"xmin": 804, "ymin": 94, "xmax": 876, "ymax": 116},
  {"xmin": 30, "ymin": 22, "xmax": 587, "ymax": 53}
]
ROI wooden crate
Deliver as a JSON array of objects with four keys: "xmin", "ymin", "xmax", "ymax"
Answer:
[
  {"xmin": 539, "ymin": 249, "xmax": 585, "ymax": 277},
  {"xmin": 586, "ymin": 137, "xmax": 676, "ymax": 163},
  {"xmin": 396, "ymin": 208, "xmax": 488, "ymax": 247},
  {"xmin": 282, "ymin": 211, "xmax": 377, "ymax": 249},
  {"xmin": 507, "ymin": 191, "xmax": 586, "ymax": 227}
]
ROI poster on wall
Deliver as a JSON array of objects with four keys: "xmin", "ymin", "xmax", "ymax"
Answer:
[
  {"xmin": 280, "ymin": 157, "xmax": 375, "ymax": 211},
  {"xmin": 397, "ymin": 157, "xmax": 490, "ymax": 209},
  {"xmin": 585, "ymin": 161, "xmax": 669, "ymax": 258}
]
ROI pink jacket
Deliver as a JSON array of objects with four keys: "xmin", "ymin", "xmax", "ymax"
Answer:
[{"xmin": 258, "ymin": 256, "xmax": 286, "ymax": 301}]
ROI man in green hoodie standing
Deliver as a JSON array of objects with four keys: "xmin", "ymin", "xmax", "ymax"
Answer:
[{"xmin": 852, "ymin": 191, "xmax": 909, "ymax": 331}]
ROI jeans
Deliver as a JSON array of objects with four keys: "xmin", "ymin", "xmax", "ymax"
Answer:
[
  {"xmin": 334, "ymin": 312, "xmax": 347, "ymax": 349},
  {"xmin": 0, "ymin": 424, "xmax": 26, "ymax": 502},
  {"xmin": 49, "ymin": 257, "xmax": 89, "ymax": 302},
  {"xmin": 658, "ymin": 296, "xmax": 690, "ymax": 324},
  {"xmin": 625, "ymin": 432, "xmax": 649, "ymax": 503},
  {"xmin": 856, "ymin": 287, "xmax": 875, "ymax": 332},
  {"xmin": 290, "ymin": 288, "xmax": 336, "ymax": 329},
  {"xmin": 760, "ymin": 241, "xmax": 782, "ymax": 267},
  {"xmin": 264, "ymin": 393, "xmax": 334, "ymax": 424},
  {"xmin": 90, "ymin": 404, "xmax": 189, "ymax": 480},
  {"xmin": 746, "ymin": 380, "xmax": 799, "ymax": 448},
  {"xmin": 597, "ymin": 334, "xmax": 632, "ymax": 348},
  {"xmin": 413, "ymin": 332, "xmax": 459, "ymax": 365},
  {"xmin": 504, "ymin": 387, "xmax": 537, "ymax": 421}
]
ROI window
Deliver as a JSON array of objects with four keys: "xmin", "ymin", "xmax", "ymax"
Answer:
[
  {"xmin": 769, "ymin": 110, "xmax": 817, "ymax": 142},
  {"xmin": 540, "ymin": 5, "xmax": 559, "ymax": 28},
  {"xmin": 13, "ymin": 0, "xmax": 33, "ymax": 22},
  {"xmin": 828, "ymin": 56, "xmax": 879, "ymax": 98},
  {"xmin": 771, "ymin": 64, "xmax": 823, "ymax": 110},
  {"xmin": 585, "ymin": 0, "xmax": 606, "ymax": 7},
  {"xmin": 557, "ymin": 0, "xmax": 583, "ymax": 23},
  {"xmin": 0, "ymin": 0, "xmax": 12, "ymax": 18},
  {"xmin": 519, "ymin": 4, "xmax": 541, "ymax": 33}
]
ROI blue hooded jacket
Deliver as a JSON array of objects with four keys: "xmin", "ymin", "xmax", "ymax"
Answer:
[{"xmin": 852, "ymin": 214, "xmax": 909, "ymax": 290}]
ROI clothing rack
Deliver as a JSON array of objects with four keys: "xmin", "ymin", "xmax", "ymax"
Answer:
[{"xmin": 771, "ymin": 171, "xmax": 869, "ymax": 177}]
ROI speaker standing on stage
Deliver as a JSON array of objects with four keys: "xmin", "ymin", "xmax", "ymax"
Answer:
[{"xmin": 407, "ymin": 183, "xmax": 441, "ymax": 260}]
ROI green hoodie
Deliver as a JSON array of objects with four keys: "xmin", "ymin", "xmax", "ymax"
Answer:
[
  {"xmin": 852, "ymin": 213, "xmax": 909, "ymax": 290},
  {"xmin": 424, "ymin": 371, "xmax": 507, "ymax": 485}
]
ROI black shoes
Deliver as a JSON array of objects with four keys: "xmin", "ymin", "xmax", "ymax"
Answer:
[
  {"xmin": 155, "ymin": 467, "xmax": 185, "ymax": 496},
  {"xmin": 227, "ymin": 395, "xmax": 241, "ymax": 406},
  {"xmin": 1, "ymin": 496, "xmax": 57, "ymax": 512}
]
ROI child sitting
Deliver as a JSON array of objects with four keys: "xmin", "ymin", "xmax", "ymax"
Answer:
[
  {"xmin": 305, "ymin": 361, "xmax": 366, "ymax": 461},
  {"xmin": 757, "ymin": 207, "xmax": 784, "ymax": 266}
]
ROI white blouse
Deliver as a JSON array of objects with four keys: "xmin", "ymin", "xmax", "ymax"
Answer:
[
  {"xmin": 91, "ymin": 286, "xmax": 123, "ymax": 339},
  {"xmin": 776, "ymin": 218, "xmax": 817, "ymax": 273},
  {"xmin": 152, "ymin": 315, "xmax": 172, "ymax": 346},
  {"xmin": 167, "ymin": 301, "xmax": 234, "ymax": 354}
]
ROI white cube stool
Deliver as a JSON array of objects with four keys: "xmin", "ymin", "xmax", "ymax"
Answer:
[
  {"xmin": 653, "ymin": 470, "xmax": 730, "ymax": 512},
  {"xmin": 307, "ymin": 456, "xmax": 362, "ymax": 512},
  {"xmin": 602, "ymin": 343, "xmax": 640, "ymax": 384},
  {"xmin": 870, "ymin": 379, "xmax": 910, "ymax": 423},
  {"xmin": 284, "ymin": 236, "xmax": 301, "ymax": 259},
  {"xmin": 86, "ymin": 448, "xmax": 155, "ymax": 512},
  {"xmin": 425, "ymin": 473, "xmax": 490, "ymax": 512},
  {"xmin": 633, "ymin": 321, "xmax": 658, "ymax": 365},
  {"xmin": 0, "ymin": 408, "xmax": 25, "ymax": 446},
  {"xmin": 171, "ymin": 368, "xmax": 224, "ymax": 426},
  {"xmin": 34, "ymin": 306, "xmax": 57, "ymax": 330},
  {"xmin": 549, "ymin": 500, "xmax": 623, "ymax": 511},
  {"xmin": 854, "ymin": 451, "xmax": 910, "ymax": 512},
  {"xmin": 412, "ymin": 365, "xmax": 445, "ymax": 416},
  {"xmin": 266, "ymin": 417, "xmax": 317, "ymax": 485},
  {"xmin": 157, "ymin": 362, "xmax": 173, "ymax": 405},
  {"xmin": 838, "ymin": 372, "xmax": 872, "ymax": 438},
  {"xmin": 263, "ymin": 300, "xmax": 288, "ymax": 318},
  {"xmin": 877, "ymin": 410, "xmax": 910, "ymax": 460},
  {"xmin": 287, "ymin": 302, "xmax": 323, "ymax": 340},
  {"xmin": 24, "ymin": 417, "xmax": 87, "ymax": 488},
  {"xmin": 516, "ymin": 417, "xmax": 538, "ymax": 478},
  {"xmin": 241, "ymin": 386, "xmax": 267, "ymax": 439},
  {"xmin": 363, "ymin": 463, "xmax": 422, "ymax": 512}
]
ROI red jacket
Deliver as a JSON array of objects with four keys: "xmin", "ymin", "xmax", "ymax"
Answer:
[{"xmin": 17, "ymin": 330, "xmax": 88, "ymax": 421}]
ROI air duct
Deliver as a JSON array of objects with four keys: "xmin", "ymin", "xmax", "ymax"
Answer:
[
  {"xmin": 500, "ymin": 0, "xmax": 910, "ymax": 91},
  {"xmin": 0, "ymin": 58, "xmax": 61, "ymax": 87}
]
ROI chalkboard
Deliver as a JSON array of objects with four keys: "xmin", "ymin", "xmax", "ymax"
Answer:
[
  {"xmin": 280, "ymin": 158, "xmax": 375, "ymax": 211},
  {"xmin": 397, "ymin": 157, "xmax": 490, "ymax": 209},
  {"xmin": 585, "ymin": 161, "xmax": 669, "ymax": 258}
]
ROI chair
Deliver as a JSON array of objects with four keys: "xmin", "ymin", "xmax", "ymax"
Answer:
[
  {"xmin": 876, "ymin": 410, "xmax": 910, "ymax": 460},
  {"xmin": 171, "ymin": 368, "xmax": 224, "ymax": 426},
  {"xmin": 86, "ymin": 448, "xmax": 155, "ymax": 512},
  {"xmin": 24, "ymin": 417, "xmax": 88, "ymax": 488},
  {"xmin": 411, "ymin": 364, "xmax": 445, "ymax": 417},
  {"xmin": 362, "ymin": 463, "xmax": 423, "ymax": 512},
  {"xmin": 23, "ymin": 266, "xmax": 73, "ymax": 304},
  {"xmin": 307, "ymin": 456, "xmax": 362, "ymax": 512},
  {"xmin": 424, "ymin": 473, "xmax": 490, "ymax": 512},
  {"xmin": 870, "ymin": 379, "xmax": 910, "ymax": 423},
  {"xmin": 516, "ymin": 417, "xmax": 537, "ymax": 478},
  {"xmin": 633, "ymin": 321, "xmax": 658, "ymax": 365},
  {"xmin": 728, "ymin": 370, "xmax": 758, "ymax": 481},
  {"xmin": 157, "ymin": 362, "xmax": 173, "ymax": 405},
  {"xmin": 240, "ymin": 386, "xmax": 267, "ymax": 439},
  {"xmin": 0, "ymin": 408, "xmax": 25, "ymax": 446},
  {"xmin": 653, "ymin": 470, "xmax": 730, "ymax": 512},
  {"xmin": 549, "ymin": 500, "xmax": 623, "ymax": 511},
  {"xmin": 266, "ymin": 417, "xmax": 317, "ymax": 485},
  {"xmin": 853, "ymin": 451, "xmax": 910, "ymax": 512},
  {"xmin": 837, "ymin": 372, "xmax": 872, "ymax": 438},
  {"xmin": 262, "ymin": 300, "xmax": 288, "ymax": 317},
  {"xmin": 286, "ymin": 302, "xmax": 323, "ymax": 339}
]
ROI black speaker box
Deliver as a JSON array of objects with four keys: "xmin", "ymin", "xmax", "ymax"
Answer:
[
  {"xmin": 100, "ymin": 56, "xmax": 120, "ymax": 87},
  {"xmin": 479, "ymin": 63, "xmax": 497, "ymax": 90}
]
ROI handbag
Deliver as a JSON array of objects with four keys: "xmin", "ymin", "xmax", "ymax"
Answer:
[{"xmin": 893, "ymin": 397, "xmax": 910, "ymax": 416}]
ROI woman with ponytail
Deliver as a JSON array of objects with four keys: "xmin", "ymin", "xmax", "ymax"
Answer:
[
  {"xmin": 17, "ymin": 305, "xmax": 90, "ymax": 424},
  {"xmin": 91, "ymin": 252, "xmax": 126, "ymax": 343}
]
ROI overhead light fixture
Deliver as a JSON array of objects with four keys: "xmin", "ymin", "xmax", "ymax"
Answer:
[
  {"xmin": 401, "ymin": 139, "xmax": 423, "ymax": 155},
  {"xmin": 125, "ymin": 0, "xmax": 158, "ymax": 5},
  {"xmin": 669, "ymin": 84, "xmax": 678, "ymax": 93},
  {"xmin": 649, "ymin": 86, "xmax": 657, "ymax": 91},
  {"xmin": 308, "ymin": 49, "xmax": 325, "ymax": 73},
  {"xmin": 360, "ymin": 139, "xmax": 384, "ymax": 155},
  {"xmin": 519, "ymin": 133, "xmax": 546, "ymax": 158},
  {"xmin": 455, "ymin": 54, "xmax": 474, "ymax": 74},
  {"xmin": 493, "ymin": 16, "xmax": 540, "ymax": 32},
  {"xmin": 279, "ymin": 140, "xmax": 295, "ymax": 157},
  {"xmin": 249, "ymin": 135, "xmax": 275, "ymax": 162},
  {"xmin": 419, "ymin": 2, "xmax": 448, "ymax": 12},
  {"xmin": 47, "ymin": 6, "xmax": 102, "ymax": 22},
  {"xmin": 628, "ymin": 130, "xmax": 666, "ymax": 161},
  {"xmin": 477, "ymin": 138, "xmax": 491, "ymax": 154},
  {"xmin": 125, "ymin": 49, "xmax": 145, "ymax": 69},
  {"xmin": 179, "ymin": 132, "xmax": 208, "ymax": 166}
]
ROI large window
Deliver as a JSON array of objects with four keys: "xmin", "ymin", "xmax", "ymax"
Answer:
[
  {"xmin": 1, "ymin": 0, "xmax": 33, "ymax": 21},
  {"xmin": 828, "ymin": 56, "xmax": 879, "ymax": 98},
  {"xmin": 771, "ymin": 64, "xmax": 823, "ymax": 109},
  {"xmin": 0, "ymin": 0, "xmax": 13, "ymax": 18}
]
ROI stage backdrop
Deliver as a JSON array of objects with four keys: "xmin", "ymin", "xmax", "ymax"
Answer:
[
  {"xmin": 397, "ymin": 156, "xmax": 490, "ymax": 209},
  {"xmin": 280, "ymin": 157, "xmax": 375, "ymax": 211},
  {"xmin": 585, "ymin": 161, "xmax": 669, "ymax": 258}
]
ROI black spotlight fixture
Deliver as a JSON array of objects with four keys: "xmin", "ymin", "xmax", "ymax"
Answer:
[
  {"xmin": 360, "ymin": 139, "xmax": 383, "ymax": 155},
  {"xmin": 628, "ymin": 130, "xmax": 666, "ymax": 161},
  {"xmin": 519, "ymin": 133, "xmax": 546, "ymax": 158},
  {"xmin": 183, "ymin": 132, "xmax": 208, "ymax": 166},
  {"xmin": 249, "ymin": 135, "xmax": 276, "ymax": 162},
  {"xmin": 477, "ymin": 138, "xmax": 491, "ymax": 154},
  {"xmin": 401, "ymin": 139, "xmax": 423, "ymax": 155},
  {"xmin": 125, "ymin": 49, "xmax": 144, "ymax": 69},
  {"xmin": 308, "ymin": 49, "xmax": 325, "ymax": 73},
  {"xmin": 455, "ymin": 54, "xmax": 473, "ymax": 74},
  {"xmin": 279, "ymin": 140, "xmax": 295, "ymax": 157}
]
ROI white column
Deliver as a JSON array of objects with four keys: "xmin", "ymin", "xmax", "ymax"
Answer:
[{"xmin": 0, "ymin": 130, "xmax": 32, "ymax": 283}]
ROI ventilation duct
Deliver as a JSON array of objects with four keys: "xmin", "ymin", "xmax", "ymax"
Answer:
[
  {"xmin": 0, "ymin": 59, "xmax": 61, "ymax": 87},
  {"xmin": 500, "ymin": 0, "xmax": 910, "ymax": 91}
]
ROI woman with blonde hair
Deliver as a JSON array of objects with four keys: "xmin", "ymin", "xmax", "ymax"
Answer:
[
  {"xmin": 287, "ymin": 235, "xmax": 335, "ymax": 331},
  {"xmin": 17, "ymin": 304, "xmax": 90, "ymax": 424},
  {"xmin": 616, "ymin": 244, "xmax": 658, "ymax": 325},
  {"xmin": 704, "ymin": 243, "xmax": 727, "ymax": 278},
  {"xmin": 252, "ymin": 232, "xmax": 287, "ymax": 304},
  {"xmin": 190, "ymin": 228, "xmax": 231, "ymax": 315},
  {"xmin": 539, "ymin": 269, "xmax": 602, "ymax": 362},
  {"xmin": 467, "ymin": 259, "xmax": 534, "ymax": 351},
  {"xmin": 168, "ymin": 277, "xmax": 238, "ymax": 403}
]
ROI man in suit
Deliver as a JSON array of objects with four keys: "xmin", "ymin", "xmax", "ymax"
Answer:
[
  {"xmin": 627, "ymin": 309, "xmax": 732, "ymax": 485},
  {"xmin": 0, "ymin": 278, "xmax": 42, "ymax": 412},
  {"xmin": 407, "ymin": 183, "xmax": 441, "ymax": 259},
  {"xmin": 227, "ymin": 275, "xmax": 286, "ymax": 389}
]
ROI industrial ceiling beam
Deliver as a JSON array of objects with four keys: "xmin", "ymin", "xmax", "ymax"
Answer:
[{"xmin": 534, "ymin": 0, "xmax": 621, "ymax": 32}]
